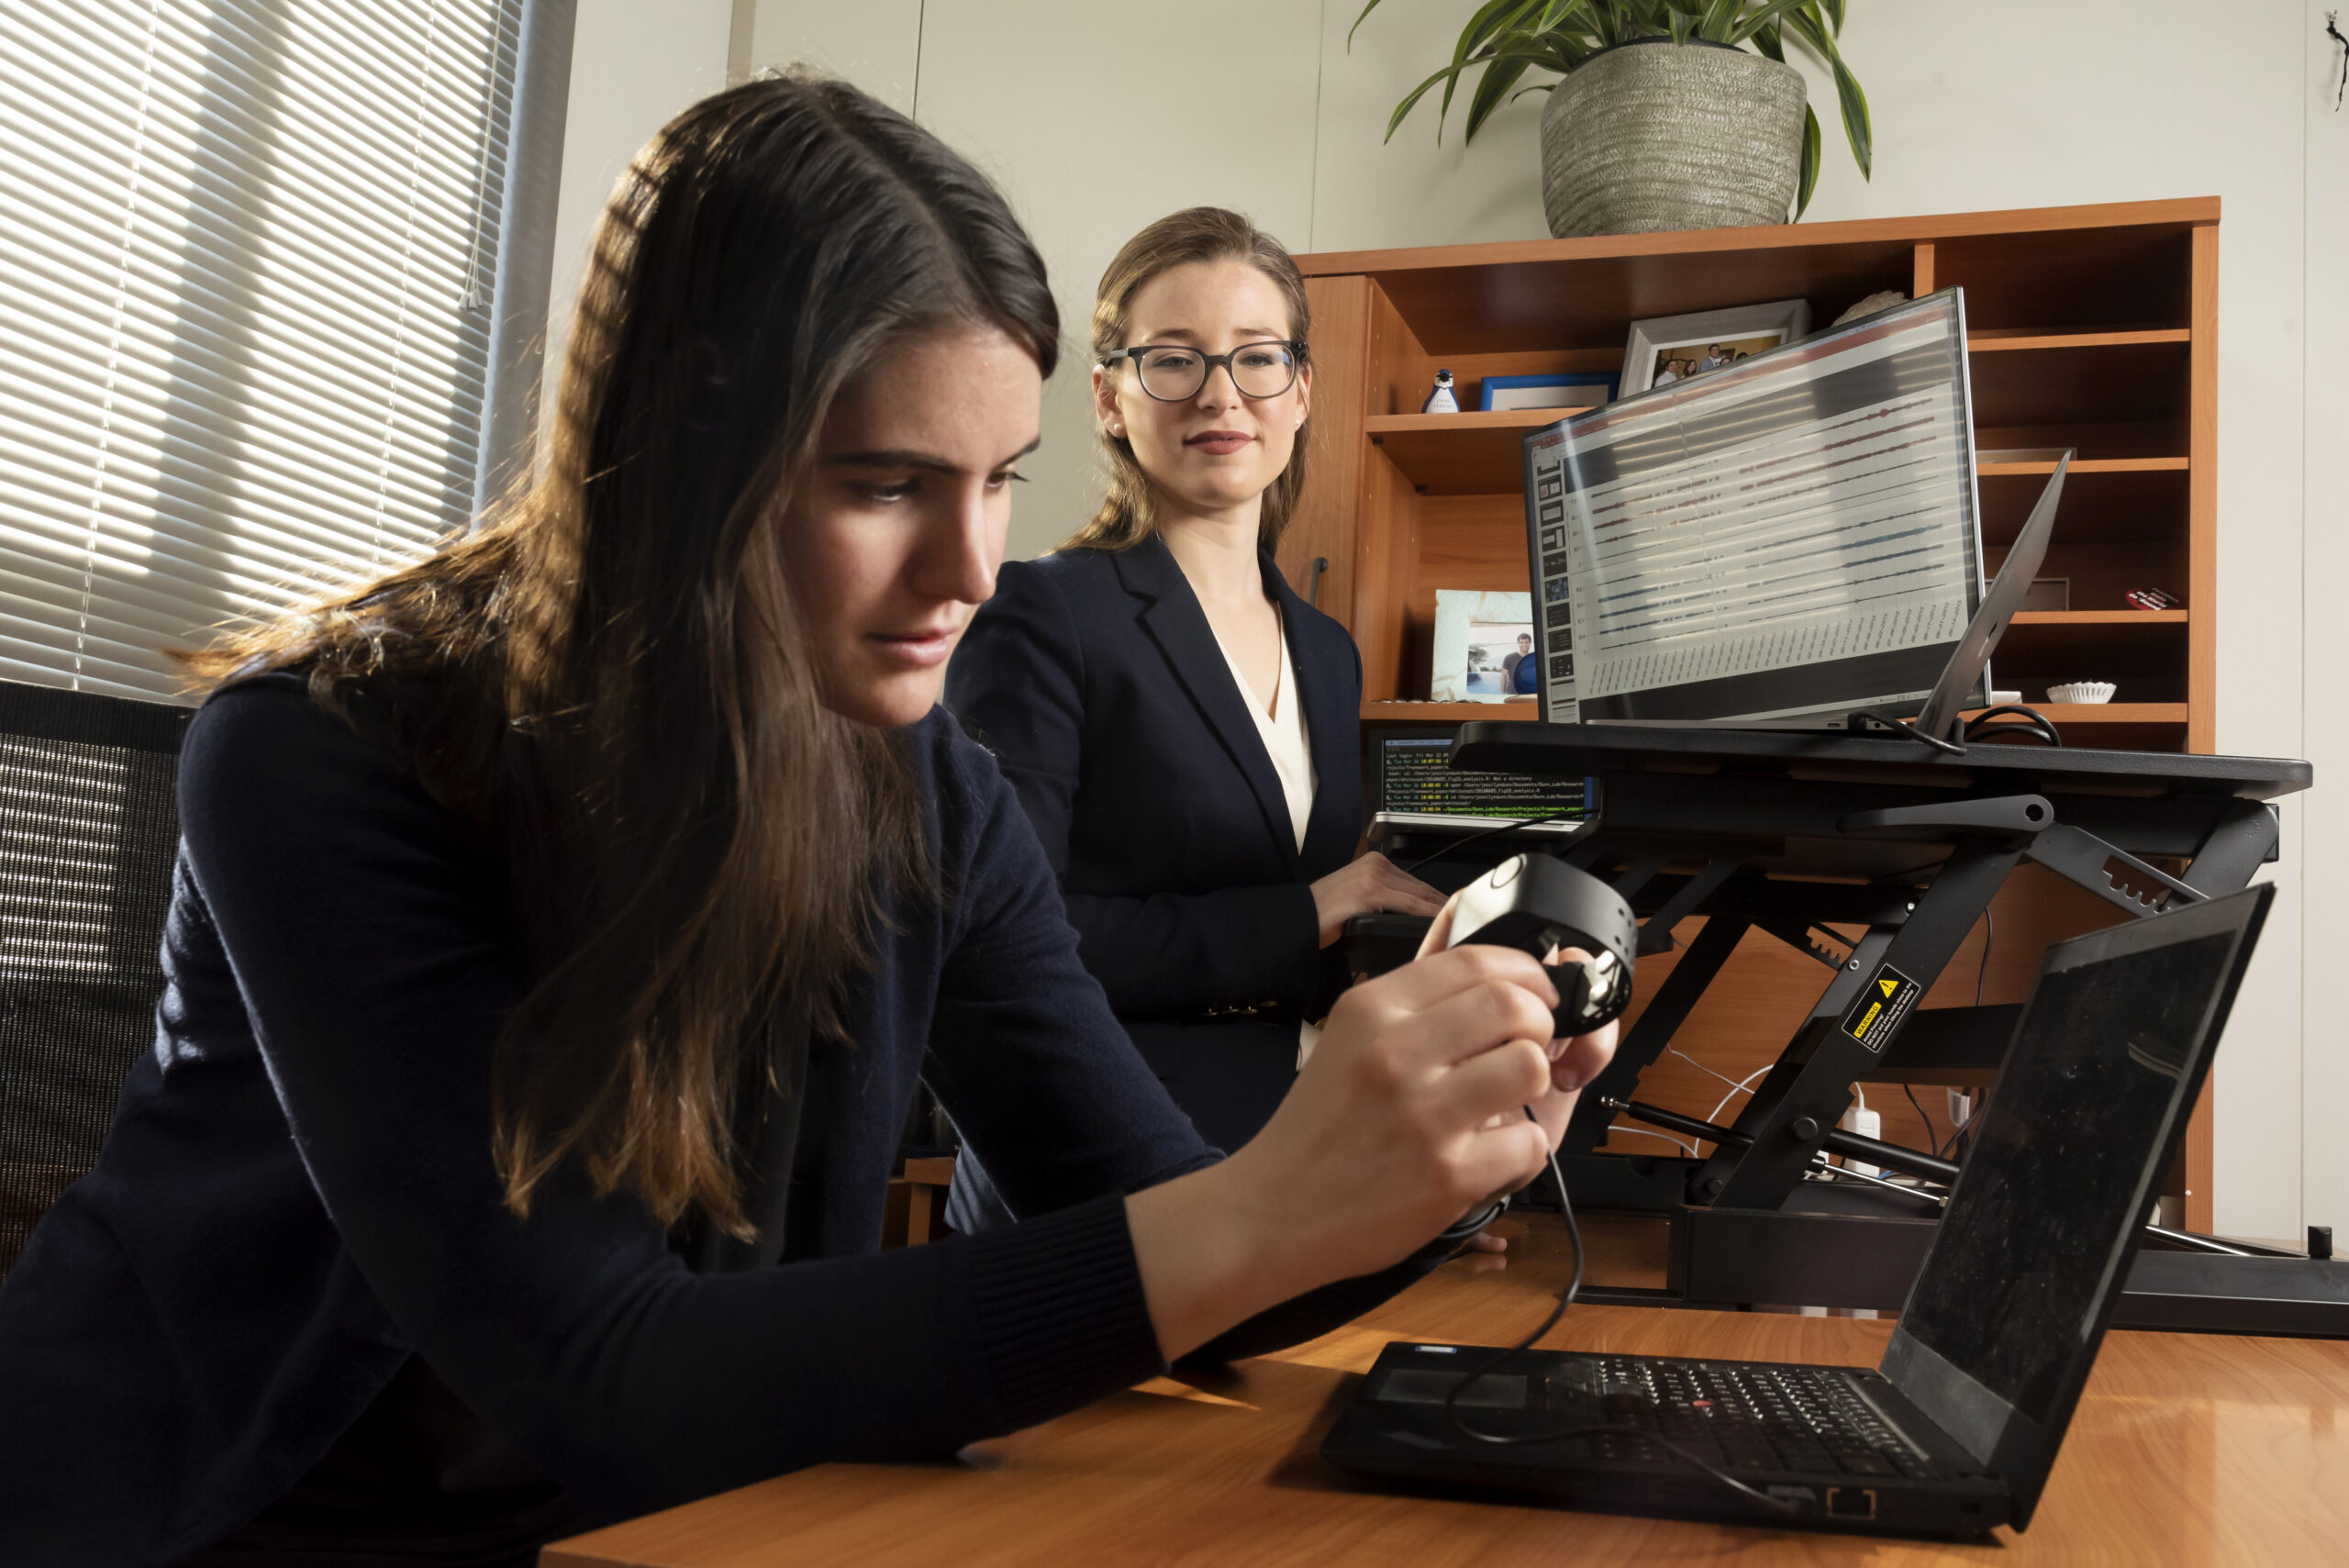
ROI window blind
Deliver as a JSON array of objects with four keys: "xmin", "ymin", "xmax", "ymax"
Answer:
[{"xmin": 0, "ymin": 0, "xmax": 527, "ymax": 702}]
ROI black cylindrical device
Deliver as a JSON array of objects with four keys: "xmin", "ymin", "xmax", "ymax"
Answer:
[{"xmin": 1444, "ymin": 852, "xmax": 1637, "ymax": 1034}]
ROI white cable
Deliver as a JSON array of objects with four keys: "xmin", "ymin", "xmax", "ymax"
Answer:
[
  {"xmin": 1705, "ymin": 1064, "xmax": 1775, "ymax": 1129},
  {"xmin": 1604, "ymin": 1124, "xmax": 1699, "ymax": 1158},
  {"xmin": 1667, "ymin": 1044, "xmax": 1752, "ymax": 1094}
]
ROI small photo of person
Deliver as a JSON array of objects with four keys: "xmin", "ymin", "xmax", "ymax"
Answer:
[
  {"xmin": 1465, "ymin": 622, "xmax": 1538, "ymax": 695},
  {"xmin": 1650, "ymin": 331, "xmax": 1785, "ymax": 387}
]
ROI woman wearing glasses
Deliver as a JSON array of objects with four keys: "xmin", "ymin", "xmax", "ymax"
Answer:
[{"xmin": 945, "ymin": 209, "xmax": 1444, "ymax": 1189}]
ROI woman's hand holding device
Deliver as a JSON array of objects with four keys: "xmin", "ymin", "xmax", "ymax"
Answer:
[
  {"xmin": 1126, "ymin": 888, "xmax": 1618, "ymax": 1360},
  {"xmin": 1308, "ymin": 851, "xmax": 1446, "ymax": 947}
]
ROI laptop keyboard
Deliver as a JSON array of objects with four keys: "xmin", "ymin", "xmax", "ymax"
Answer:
[{"xmin": 1564, "ymin": 1357, "xmax": 1940, "ymax": 1479}]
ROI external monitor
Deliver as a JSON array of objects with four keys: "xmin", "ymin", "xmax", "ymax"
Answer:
[{"xmin": 1523, "ymin": 289, "xmax": 1987, "ymax": 728}]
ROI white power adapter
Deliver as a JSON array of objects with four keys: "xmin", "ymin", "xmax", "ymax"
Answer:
[{"xmin": 1838, "ymin": 1091, "xmax": 1881, "ymax": 1178}]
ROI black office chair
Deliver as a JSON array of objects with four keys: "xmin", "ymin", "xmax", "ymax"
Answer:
[{"xmin": 0, "ymin": 678, "xmax": 190, "ymax": 1281}]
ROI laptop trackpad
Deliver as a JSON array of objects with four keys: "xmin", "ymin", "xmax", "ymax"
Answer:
[{"xmin": 1374, "ymin": 1370, "xmax": 1528, "ymax": 1409}]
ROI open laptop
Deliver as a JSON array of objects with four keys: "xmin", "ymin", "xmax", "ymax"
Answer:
[
  {"xmin": 1902, "ymin": 450, "xmax": 2066, "ymax": 745},
  {"xmin": 1323, "ymin": 883, "xmax": 2272, "ymax": 1535},
  {"xmin": 1365, "ymin": 724, "xmax": 1598, "ymax": 843}
]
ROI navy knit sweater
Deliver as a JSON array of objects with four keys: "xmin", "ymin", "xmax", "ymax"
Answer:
[{"xmin": 0, "ymin": 676, "xmax": 1426, "ymax": 1563}]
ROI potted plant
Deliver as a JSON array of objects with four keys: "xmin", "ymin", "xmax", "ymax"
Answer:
[{"xmin": 1352, "ymin": 0, "xmax": 1873, "ymax": 237}]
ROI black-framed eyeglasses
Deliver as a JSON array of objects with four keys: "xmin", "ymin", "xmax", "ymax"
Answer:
[{"xmin": 1099, "ymin": 340, "xmax": 1307, "ymax": 403}]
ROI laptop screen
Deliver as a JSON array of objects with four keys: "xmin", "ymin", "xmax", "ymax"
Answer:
[
  {"xmin": 1882, "ymin": 888, "xmax": 2268, "ymax": 1525},
  {"xmin": 1374, "ymin": 728, "xmax": 1593, "ymax": 822}
]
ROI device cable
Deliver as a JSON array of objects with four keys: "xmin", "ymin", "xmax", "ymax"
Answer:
[
  {"xmin": 1438, "ymin": 1111, "xmax": 1800, "ymax": 1518},
  {"xmin": 1962, "ymin": 704, "xmax": 2064, "ymax": 748},
  {"xmin": 1852, "ymin": 712, "xmax": 1966, "ymax": 756},
  {"xmin": 1903, "ymin": 1083, "xmax": 1944, "ymax": 1161}
]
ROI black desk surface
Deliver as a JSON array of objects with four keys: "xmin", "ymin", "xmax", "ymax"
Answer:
[{"xmin": 1454, "ymin": 721, "xmax": 2311, "ymax": 803}]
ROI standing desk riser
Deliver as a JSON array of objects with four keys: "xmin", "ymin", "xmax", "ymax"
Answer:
[{"xmin": 1424, "ymin": 720, "xmax": 2338, "ymax": 1333}]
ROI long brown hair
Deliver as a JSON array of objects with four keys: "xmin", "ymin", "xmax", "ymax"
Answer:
[
  {"xmin": 1065, "ymin": 206, "xmax": 1311, "ymax": 554},
  {"xmin": 182, "ymin": 74, "xmax": 1061, "ymax": 1238}
]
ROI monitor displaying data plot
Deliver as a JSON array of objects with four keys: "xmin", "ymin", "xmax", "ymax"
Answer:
[{"xmin": 1523, "ymin": 291, "xmax": 1986, "ymax": 728}]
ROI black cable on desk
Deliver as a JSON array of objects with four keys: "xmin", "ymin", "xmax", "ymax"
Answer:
[
  {"xmin": 1438, "ymin": 1111, "xmax": 1800, "ymax": 1518},
  {"xmin": 1848, "ymin": 703, "xmax": 2065, "ymax": 755},
  {"xmin": 1964, "ymin": 705, "xmax": 2064, "ymax": 748}
]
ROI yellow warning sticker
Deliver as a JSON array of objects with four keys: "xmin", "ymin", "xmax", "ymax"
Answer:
[{"xmin": 1841, "ymin": 962, "xmax": 1921, "ymax": 1053}]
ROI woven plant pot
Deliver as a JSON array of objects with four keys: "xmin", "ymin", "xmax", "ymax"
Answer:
[{"xmin": 1540, "ymin": 38, "xmax": 1807, "ymax": 238}]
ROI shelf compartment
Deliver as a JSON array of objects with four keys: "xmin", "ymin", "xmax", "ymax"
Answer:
[
  {"xmin": 1303, "ymin": 205, "xmax": 2210, "ymax": 355},
  {"xmin": 1993, "ymin": 614, "xmax": 2186, "ymax": 706},
  {"xmin": 1978, "ymin": 465, "xmax": 2184, "ymax": 547},
  {"xmin": 1933, "ymin": 224, "xmax": 2194, "ymax": 332},
  {"xmin": 1365, "ymin": 409, "xmax": 1594, "ymax": 495},
  {"xmin": 1967, "ymin": 336, "xmax": 2188, "ymax": 432},
  {"xmin": 1977, "ymin": 456, "xmax": 2186, "ymax": 475},
  {"xmin": 1974, "ymin": 419, "xmax": 2186, "ymax": 464},
  {"xmin": 1333, "ymin": 240, "xmax": 1916, "ymax": 357},
  {"xmin": 1968, "ymin": 328, "xmax": 2190, "ymax": 350}
]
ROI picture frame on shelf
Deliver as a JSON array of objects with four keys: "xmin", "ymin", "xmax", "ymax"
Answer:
[
  {"xmin": 1479, "ymin": 371, "xmax": 1619, "ymax": 411},
  {"xmin": 1431, "ymin": 589, "xmax": 1538, "ymax": 704},
  {"xmin": 1621, "ymin": 297, "xmax": 1812, "ymax": 396}
]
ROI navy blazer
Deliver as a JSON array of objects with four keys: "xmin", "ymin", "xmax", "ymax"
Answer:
[{"xmin": 945, "ymin": 535, "xmax": 1362, "ymax": 1151}]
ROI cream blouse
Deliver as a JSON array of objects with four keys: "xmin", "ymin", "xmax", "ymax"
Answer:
[{"xmin": 1208, "ymin": 607, "xmax": 1322, "ymax": 1066}]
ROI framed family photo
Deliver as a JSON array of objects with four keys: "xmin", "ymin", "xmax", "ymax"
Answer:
[
  {"xmin": 1430, "ymin": 589, "xmax": 1538, "ymax": 704},
  {"xmin": 1620, "ymin": 298, "xmax": 1812, "ymax": 396}
]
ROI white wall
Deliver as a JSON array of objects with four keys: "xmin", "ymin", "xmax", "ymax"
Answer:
[
  {"xmin": 540, "ymin": 0, "xmax": 735, "ymax": 430},
  {"xmin": 2299, "ymin": 0, "xmax": 2348, "ymax": 1246},
  {"xmin": 572, "ymin": 0, "xmax": 2339, "ymax": 1237}
]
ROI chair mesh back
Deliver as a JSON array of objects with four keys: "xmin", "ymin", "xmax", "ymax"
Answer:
[{"xmin": 0, "ymin": 680, "xmax": 189, "ymax": 1280}]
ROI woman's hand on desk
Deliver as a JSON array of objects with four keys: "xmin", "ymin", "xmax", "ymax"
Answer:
[
  {"xmin": 1308, "ymin": 851, "xmax": 1445, "ymax": 947},
  {"xmin": 1125, "ymin": 936, "xmax": 1611, "ymax": 1360}
]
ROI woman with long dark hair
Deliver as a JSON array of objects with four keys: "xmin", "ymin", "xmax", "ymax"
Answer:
[
  {"xmin": 0, "ymin": 77, "xmax": 1611, "ymax": 1565},
  {"xmin": 946, "ymin": 209, "xmax": 1443, "ymax": 1172}
]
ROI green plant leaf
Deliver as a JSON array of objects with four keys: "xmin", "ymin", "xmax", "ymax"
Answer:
[
  {"xmin": 1384, "ymin": 40, "xmax": 1575, "ymax": 142},
  {"xmin": 1463, "ymin": 50, "xmax": 1536, "ymax": 141},
  {"xmin": 1728, "ymin": 0, "xmax": 1812, "ymax": 48},
  {"xmin": 1819, "ymin": 0, "xmax": 1845, "ymax": 36},
  {"xmin": 1795, "ymin": 100, "xmax": 1821, "ymax": 218},
  {"xmin": 1540, "ymin": 0, "xmax": 1605, "ymax": 32},
  {"xmin": 1785, "ymin": 6, "xmax": 1871, "ymax": 178},
  {"xmin": 1346, "ymin": 0, "xmax": 1386, "ymax": 51},
  {"xmin": 1383, "ymin": 62, "xmax": 1470, "ymax": 142},
  {"xmin": 1670, "ymin": 8, "xmax": 1696, "ymax": 45},
  {"xmin": 1699, "ymin": 0, "xmax": 1743, "ymax": 42},
  {"xmin": 1440, "ymin": 0, "xmax": 1548, "ymax": 130}
]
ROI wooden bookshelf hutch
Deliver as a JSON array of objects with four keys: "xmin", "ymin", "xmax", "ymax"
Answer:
[{"xmin": 1279, "ymin": 199, "xmax": 2222, "ymax": 1227}]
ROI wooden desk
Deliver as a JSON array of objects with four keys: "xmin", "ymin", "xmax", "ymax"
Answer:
[{"xmin": 545, "ymin": 1217, "xmax": 2349, "ymax": 1566}]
